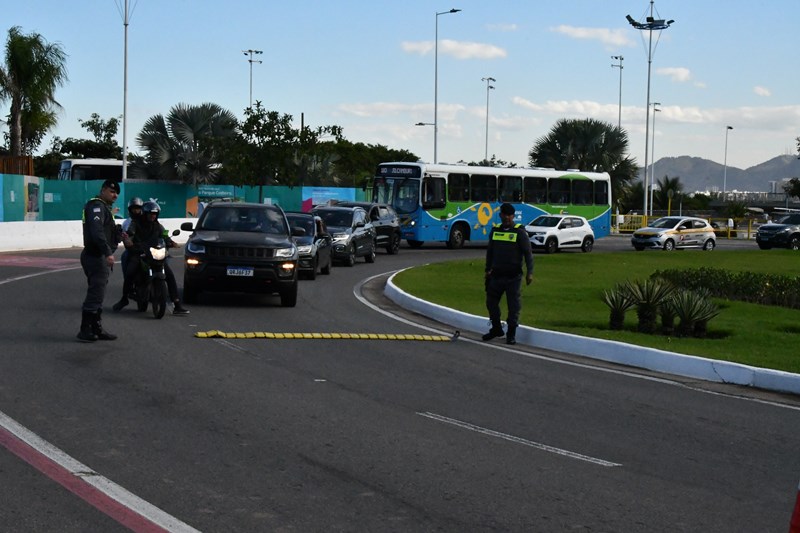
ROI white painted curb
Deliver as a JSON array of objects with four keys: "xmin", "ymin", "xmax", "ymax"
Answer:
[
  {"xmin": 0, "ymin": 218, "xmax": 195, "ymax": 252},
  {"xmin": 384, "ymin": 270, "xmax": 800, "ymax": 396}
]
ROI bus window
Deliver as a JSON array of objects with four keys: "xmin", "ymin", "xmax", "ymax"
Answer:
[
  {"xmin": 395, "ymin": 179, "xmax": 420, "ymax": 214},
  {"xmin": 498, "ymin": 175, "xmax": 522, "ymax": 202},
  {"xmin": 594, "ymin": 180, "xmax": 609, "ymax": 206},
  {"xmin": 523, "ymin": 177, "xmax": 547, "ymax": 203},
  {"xmin": 423, "ymin": 177, "xmax": 446, "ymax": 209},
  {"xmin": 549, "ymin": 178, "xmax": 571, "ymax": 204},
  {"xmin": 373, "ymin": 178, "xmax": 393, "ymax": 204},
  {"xmin": 573, "ymin": 179, "xmax": 593, "ymax": 205},
  {"xmin": 471, "ymin": 174, "xmax": 496, "ymax": 202},
  {"xmin": 448, "ymin": 173, "xmax": 469, "ymax": 202}
]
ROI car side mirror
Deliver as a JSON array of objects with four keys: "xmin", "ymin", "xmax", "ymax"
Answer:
[
  {"xmin": 180, "ymin": 222, "xmax": 194, "ymax": 231},
  {"xmin": 355, "ymin": 221, "xmax": 365, "ymax": 228},
  {"xmin": 291, "ymin": 227, "xmax": 306, "ymax": 237}
]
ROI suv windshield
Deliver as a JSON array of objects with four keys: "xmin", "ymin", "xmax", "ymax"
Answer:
[
  {"xmin": 286, "ymin": 214, "xmax": 314, "ymax": 235},
  {"xmin": 199, "ymin": 206, "xmax": 287, "ymax": 234},
  {"xmin": 529, "ymin": 216, "xmax": 560, "ymax": 227},
  {"xmin": 777, "ymin": 214, "xmax": 800, "ymax": 224},
  {"xmin": 316, "ymin": 209, "xmax": 353, "ymax": 228}
]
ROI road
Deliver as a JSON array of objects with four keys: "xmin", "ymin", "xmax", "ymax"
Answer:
[{"xmin": 0, "ymin": 239, "xmax": 798, "ymax": 532}]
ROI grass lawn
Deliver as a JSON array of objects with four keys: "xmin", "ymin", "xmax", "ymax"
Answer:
[{"xmin": 392, "ymin": 249, "xmax": 800, "ymax": 374}]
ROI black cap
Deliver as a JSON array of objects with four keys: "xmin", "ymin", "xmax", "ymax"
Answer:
[
  {"xmin": 101, "ymin": 179, "xmax": 120, "ymax": 193},
  {"xmin": 500, "ymin": 203, "xmax": 515, "ymax": 215}
]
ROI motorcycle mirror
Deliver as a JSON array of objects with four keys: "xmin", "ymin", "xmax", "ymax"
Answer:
[{"xmin": 171, "ymin": 229, "xmax": 180, "ymax": 236}]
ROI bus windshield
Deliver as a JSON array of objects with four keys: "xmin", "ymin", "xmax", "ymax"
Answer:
[{"xmin": 394, "ymin": 179, "xmax": 419, "ymax": 215}]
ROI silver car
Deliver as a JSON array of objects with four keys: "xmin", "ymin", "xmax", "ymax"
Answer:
[{"xmin": 631, "ymin": 216, "xmax": 716, "ymax": 251}]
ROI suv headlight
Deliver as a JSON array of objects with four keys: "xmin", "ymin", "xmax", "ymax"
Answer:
[
  {"xmin": 296, "ymin": 244, "xmax": 312, "ymax": 254},
  {"xmin": 186, "ymin": 241, "xmax": 205, "ymax": 254},
  {"xmin": 274, "ymin": 246, "xmax": 296, "ymax": 258},
  {"xmin": 332, "ymin": 233, "xmax": 349, "ymax": 243}
]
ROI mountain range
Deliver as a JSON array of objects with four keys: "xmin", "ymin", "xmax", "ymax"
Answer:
[{"xmin": 638, "ymin": 154, "xmax": 800, "ymax": 193}]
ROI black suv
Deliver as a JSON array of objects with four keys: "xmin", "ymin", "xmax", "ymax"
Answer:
[
  {"xmin": 180, "ymin": 202, "xmax": 302, "ymax": 306},
  {"xmin": 285, "ymin": 211, "xmax": 333, "ymax": 279},
  {"xmin": 312, "ymin": 206, "xmax": 376, "ymax": 266},
  {"xmin": 336, "ymin": 201, "xmax": 402, "ymax": 254},
  {"xmin": 756, "ymin": 213, "xmax": 800, "ymax": 250}
]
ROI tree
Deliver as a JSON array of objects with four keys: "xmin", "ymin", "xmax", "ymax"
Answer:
[
  {"xmin": 60, "ymin": 113, "xmax": 122, "ymax": 159},
  {"xmin": 135, "ymin": 102, "xmax": 237, "ymax": 184},
  {"xmin": 329, "ymin": 140, "xmax": 418, "ymax": 187},
  {"xmin": 652, "ymin": 175, "xmax": 684, "ymax": 211},
  {"xmin": 528, "ymin": 118, "xmax": 638, "ymax": 203},
  {"xmin": 783, "ymin": 177, "xmax": 800, "ymax": 200},
  {"xmin": 0, "ymin": 26, "xmax": 68, "ymax": 156}
]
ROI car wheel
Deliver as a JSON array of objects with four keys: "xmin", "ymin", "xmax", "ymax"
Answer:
[
  {"xmin": 633, "ymin": 245, "xmax": 645, "ymax": 251},
  {"xmin": 365, "ymin": 244, "xmax": 376, "ymax": 263},
  {"xmin": 280, "ymin": 282, "xmax": 298, "ymax": 307},
  {"xmin": 446, "ymin": 225, "xmax": 466, "ymax": 249},
  {"xmin": 308, "ymin": 256, "xmax": 318, "ymax": 280},
  {"xmin": 344, "ymin": 244, "xmax": 356, "ymax": 267},
  {"xmin": 407, "ymin": 240, "xmax": 424, "ymax": 249},
  {"xmin": 581, "ymin": 236, "xmax": 594, "ymax": 253},
  {"xmin": 702, "ymin": 239, "xmax": 716, "ymax": 251},
  {"xmin": 757, "ymin": 243, "xmax": 772, "ymax": 250},
  {"xmin": 544, "ymin": 237, "xmax": 558, "ymax": 254},
  {"xmin": 790, "ymin": 236, "xmax": 800, "ymax": 251},
  {"xmin": 387, "ymin": 232, "xmax": 401, "ymax": 255},
  {"xmin": 663, "ymin": 239, "xmax": 675, "ymax": 251}
]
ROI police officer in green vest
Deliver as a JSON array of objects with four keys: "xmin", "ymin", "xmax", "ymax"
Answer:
[{"xmin": 483, "ymin": 202, "xmax": 534, "ymax": 345}]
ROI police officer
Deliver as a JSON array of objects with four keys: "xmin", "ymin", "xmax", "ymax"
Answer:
[
  {"xmin": 483, "ymin": 202, "xmax": 534, "ymax": 345},
  {"xmin": 77, "ymin": 179, "xmax": 121, "ymax": 342}
]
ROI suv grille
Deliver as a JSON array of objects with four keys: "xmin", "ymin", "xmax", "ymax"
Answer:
[{"xmin": 207, "ymin": 245, "xmax": 274, "ymax": 259}]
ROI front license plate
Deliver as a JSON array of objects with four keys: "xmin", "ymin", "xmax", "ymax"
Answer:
[{"xmin": 227, "ymin": 266, "xmax": 254, "ymax": 277}]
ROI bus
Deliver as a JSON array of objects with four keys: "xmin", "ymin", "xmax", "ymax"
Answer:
[
  {"xmin": 57, "ymin": 158, "xmax": 124, "ymax": 182},
  {"xmin": 371, "ymin": 162, "xmax": 612, "ymax": 248}
]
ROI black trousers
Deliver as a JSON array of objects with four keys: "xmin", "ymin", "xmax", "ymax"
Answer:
[
  {"xmin": 123, "ymin": 256, "xmax": 180, "ymax": 302},
  {"xmin": 81, "ymin": 250, "xmax": 110, "ymax": 313},
  {"xmin": 485, "ymin": 274, "xmax": 523, "ymax": 328}
]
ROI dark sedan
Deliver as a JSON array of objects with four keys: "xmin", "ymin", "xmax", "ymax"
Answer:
[{"xmin": 286, "ymin": 212, "xmax": 333, "ymax": 279}]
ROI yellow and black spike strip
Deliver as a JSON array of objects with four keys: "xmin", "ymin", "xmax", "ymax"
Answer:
[{"xmin": 195, "ymin": 330, "xmax": 460, "ymax": 341}]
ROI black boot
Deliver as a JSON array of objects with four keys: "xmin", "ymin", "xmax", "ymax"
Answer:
[
  {"xmin": 172, "ymin": 300, "xmax": 190, "ymax": 315},
  {"xmin": 482, "ymin": 321, "xmax": 505, "ymax": 341},
  {"xmin": 91, "ymin": 310, "xmax": 117, "ymax": 341},
  {"xmin": 112, "ymin": 296, "xmax": 129, "ymax": 312},
  {"xmin": 76, "ymin": 311, "xmax": 98, "ymax": 342},
  {"xmin": 506, "ymin": 325, "xmax": 517, "ymax": 345}
]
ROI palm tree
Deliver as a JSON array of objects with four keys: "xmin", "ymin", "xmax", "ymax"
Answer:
[
  {"xmin": 0, "ymin": 26, "xmax": 68, "ymax": 156},
  {"xmin": 652, "ymin": 175, "xmax": 684, "ymax": 211},
  {"xmin": 135, "ymin": 103, "xmax": 236, "ymax": 185},
  {"xmin": 528, "ymin": 118, "xmax": 638, "ymax": 203}
]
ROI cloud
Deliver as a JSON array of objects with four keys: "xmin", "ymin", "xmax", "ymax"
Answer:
[
  {"xmin": 401, "ymin": 39, "xmax": 506, "ymax": 59},
  {"xmin": 657, "ymin": 67, "xmax": 692, "ymax": 83},
  {"xmin": 550, "ymin": 25, "xmax": 633, "ymax": 48},
  {"xmin": 754, "ymin": 86, "xmax": 771, "ymax": 97},
  {"xmin": 487, "ymin": 23, "xmax": 517, "ymax": 32}
]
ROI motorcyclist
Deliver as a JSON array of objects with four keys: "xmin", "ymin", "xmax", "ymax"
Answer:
[
  {"xmin": 112, "ymin": 197, "xmax": 144, "ymax": 311},
  {"xmin": 115, "ymin": 201, "xmax": 190, "ymax": 315}
]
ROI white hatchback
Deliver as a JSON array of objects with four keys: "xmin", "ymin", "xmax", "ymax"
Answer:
[{"xmin": 524, "ymin": 214, "xmax": 595, "ymax": 253}]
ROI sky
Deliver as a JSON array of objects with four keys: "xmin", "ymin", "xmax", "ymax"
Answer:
[{"xmin": 2, "ymin": 0, "xmax": 799, "ymax": 174}]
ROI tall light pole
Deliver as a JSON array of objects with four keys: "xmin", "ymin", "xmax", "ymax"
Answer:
[
  {"xmin": 119, "ymin": 0, "xmax": 134, "ymax": 181},
  {"xmin": 626, "ymin": 3, "xmax": 674, "ymax": 218},
  {"xmin": 481, "ymin": 77, "xmax": 495, "ymax": 162},
  {"xmin": 434, "ymin": 8, "xmax": 461, "ymax": 164},
  {"xmin": 723, "ymin": 125, "xmax": 733, "ymax": 195},
  {"xmin": 611, "ymin": 55, "xmax": 624, "ymax": 129},
  {"xmin": 243, "ymin": 49, "xmax": 263, "ymax": 109},
  {"xmin": 649, "ymin": 102, "xmax": 660, "ymax": 215}
]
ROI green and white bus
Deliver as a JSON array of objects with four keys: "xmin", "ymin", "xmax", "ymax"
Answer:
[
  {"xmin": 371, "ymin": 162, "xmax": 612, "ymax": 248},
  {"xmin": 57, "ymin": 158, "xmax": 124, "ymax": 182}
]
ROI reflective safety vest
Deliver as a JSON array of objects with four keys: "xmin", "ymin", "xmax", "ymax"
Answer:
[{"xmin": 491, "ymin": 224, "xmax": 522, "ymax": 243}]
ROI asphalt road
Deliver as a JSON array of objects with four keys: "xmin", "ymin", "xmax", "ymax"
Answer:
[{"xmin": 0, "ymin": 239, "xmax": 798, "ymax": 532}]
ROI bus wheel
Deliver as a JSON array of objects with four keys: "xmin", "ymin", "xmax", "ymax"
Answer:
[
  {"xmin": 407, "ymin": 240, "xmax": 424, "ymax": 249},
  {"xmin": 446, "ymin": 225, "xmax": 466, "ymax": 249}
]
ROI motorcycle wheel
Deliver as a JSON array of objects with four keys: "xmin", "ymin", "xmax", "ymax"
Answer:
[
  {"xmin": 136, "ymin": 283, "xmax": 149, "ymax": 312},
  {"xmin": 151, "ymin": 279, "xmax": 167, "ymax": 319}
]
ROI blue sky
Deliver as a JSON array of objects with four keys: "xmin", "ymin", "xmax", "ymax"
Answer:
[{"xmin": 3, "ymin": 0, "xmax": 798, "ymax": 176}]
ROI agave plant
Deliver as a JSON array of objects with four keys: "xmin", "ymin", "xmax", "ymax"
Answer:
[
  {"xmin": 601, "ymin": 284, "xmax": 636, "ymax": 330},
  {"xmin": 692, "ymin": 298, "xmax": 721, "ymax": 338},
  {"xmin": 659, "ymin": 293, "xmax": 678, "ymax": 335},
  {"xmin": 624, "ymin": 279, "xmax": 674, "ymax": 334},
  {"xmin": 671, "ymin": 290, "xmax": 717, "ymax": 337}
]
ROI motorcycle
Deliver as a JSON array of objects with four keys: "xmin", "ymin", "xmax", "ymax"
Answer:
[{"xmin": 131, "ymin": 230, "xmax": 179, "ymax": 319}]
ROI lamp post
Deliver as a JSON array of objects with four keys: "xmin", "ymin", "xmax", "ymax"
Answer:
[
  {"xmin": 435, "ymin": 8, "xmax": 461, "ymax": 164},
  {"xmin": 723, "ymin": 125, "xmax": 733, "ymax": 196},
  {"xmin": 649, "ymin": 102, "xmax": 660, "ymax": 215},
  {"xmin": 481, "ymin": 77, "xmax": 495, "ymax": 162},
  {"xmin": 119, "ymin": 0, "xmax": 134, "ymax": 181},
  {"xmin": 626, "ymin": 2, "xmax": 674, "ymax": 218},
  {"xmin": 243, "ymin": 49, "xmax": 263, "ymax": 109},
  {"xmin": 611, "ymin": 55, "xmax": 624, "ymax": 129}
]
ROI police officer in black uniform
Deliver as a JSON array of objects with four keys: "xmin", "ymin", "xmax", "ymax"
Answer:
[
  {"xmin": 77, "ymin": 179, "xmax": 121, "ymax": 342},
  {"xmin": 483, "ymin": 202, "xmax": 534, "ymax": 345}
]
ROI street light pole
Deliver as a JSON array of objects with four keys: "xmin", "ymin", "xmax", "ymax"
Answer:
[
  {"xmin": 723, "ymin": 125, "xmax": 733, "ymax": 195},
  {"xmin": 242, "ymin": 49, "xmax": 263, "ymax": 109},
  {"xmin": 650, "ymin": 102, "xmax": 660, "ymax": 215},
  {"xmin": 434, "ymin": 8, "xmax": 461, "ymax": 164},
  {"xmin": 611, "ymin": 55, "xmax": 624, "ymax": 129},
  {"xmin": 626, "ymin": 2, "xmax": 674, "ymax": 219},
  {"xmin": 482, "ymin": 77, "xmax": 495, "ymax": 162}
]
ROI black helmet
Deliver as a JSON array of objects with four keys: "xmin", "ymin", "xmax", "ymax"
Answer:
[
  {"xmin": 142, "ymin": 201, "xmax": 160, "ymax": 215},
  {"xmin": 127, "ymin": 197, "xmax": 144, "ymax": 211}
]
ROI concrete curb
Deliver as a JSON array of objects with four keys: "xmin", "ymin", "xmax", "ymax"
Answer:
[{"xmin": 384, "ymin": 269, "xmax": 800, "ymax": 396}]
